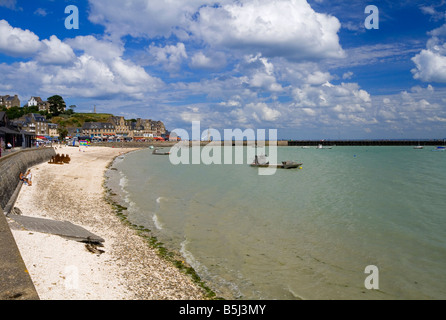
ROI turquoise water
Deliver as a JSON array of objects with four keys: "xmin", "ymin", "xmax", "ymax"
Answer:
[{"xmin": 107, "ymin": 146, "xmax": 446, "ymax": 299}]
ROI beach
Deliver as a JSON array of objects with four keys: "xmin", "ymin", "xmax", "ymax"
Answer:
[{"xmin": 9, "ymin": 146, "xmax": 206, "ymax": 300}]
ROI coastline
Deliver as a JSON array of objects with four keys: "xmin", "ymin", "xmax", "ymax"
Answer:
[{"xmin": 9, "ymin": 146, "xmax": 207, "ymax": 300}]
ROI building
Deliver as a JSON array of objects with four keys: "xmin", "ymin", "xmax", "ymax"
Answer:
[
  {"xmin": 0, "ymin": 95, "xmax": 21, "ymax": 109},
  {"xmin": 0, "ymin": 111, "xmax": 34, "ymax": 149},
  {"xmin": 151, "ymin": 120, "xmax": 166, "ymax": 137},
  {"xmin": 28, "ymin": 97, "xmax": 50, "ymax": 112},
  {"xmin": 14, "ymin": 113, "xmax": 50, "ymax": 136},
  {"xmin": 82, "ymin": 122, "xmax": 116, "ymax": 140},
  {"xmin": 48, "ymin": 123, "xmax": 59, "ymax": 138},
  {"xmin": 109, "ymin": 117, "xmax": 166, "ymax": 140},
  {"xmin": 110, "ymin": 116, "xmax": 130, "ymax": 137}
]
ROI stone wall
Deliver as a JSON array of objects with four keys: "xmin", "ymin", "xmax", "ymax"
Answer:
[{"xmin": 0, "ymin": 148, "xmax": 56, "ymax": 209}]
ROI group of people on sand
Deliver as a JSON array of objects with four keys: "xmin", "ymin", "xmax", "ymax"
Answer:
[{"xmin": 19, "ymin": 170, "xmax": 32, "ymax": 186}]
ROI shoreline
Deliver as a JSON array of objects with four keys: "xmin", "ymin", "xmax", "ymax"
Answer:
[
  {"xmin": 103, "ymin": 149, "xmax": 218, "ymax": 299},
  {"xmin": 9, "ymin": 146, "xmax": 209, "ymax": 300}
]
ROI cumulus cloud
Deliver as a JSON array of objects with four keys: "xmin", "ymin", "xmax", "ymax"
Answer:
[
  {"xmin": 66, "ymin": 35, "xmax": 124, "ymax": 62},
  {"xmin": 412, "ymin": 23, "xmax": 446, "ymax": 83},
  {"xmin": 148, "ymin": 43, "xmax": 188, "ymax": 73},
  {"xmin": 189, "ymin": 51, "xmax": 227, "ymax": 70},
  {"xmin": 87, "ymin": 0, "xmax": 344, "ymax": 62},
  {"xmin": 0, "ymin": 21, "xmax": 163, "ymax": 100},
  {"xmin": 36, "ymin": 36, "xmax": 76, "ymax": 65},
  {"xmin": 190, "ymin": 0, "xmax": 344, "ymax": 61},
  {"xmin": 0, "ymin": 19, "xmax": 42, "ymax": 57},
  {"xmin": 88, "ymin": 0, "xmax": 206, "ymax": 39}
]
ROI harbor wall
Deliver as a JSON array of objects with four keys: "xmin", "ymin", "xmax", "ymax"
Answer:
[
  {"xmin": 287, "ymin": 140, "xmax": 445, "ymax": 146},
  {"xmin": 90, "ymin": 140, "xmax": 444, "ymax": 148}
]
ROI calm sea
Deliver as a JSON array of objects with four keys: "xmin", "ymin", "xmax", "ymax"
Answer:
[{"xmin": 106, "ymin": 146, "xmax": 446, "ymax": 300}]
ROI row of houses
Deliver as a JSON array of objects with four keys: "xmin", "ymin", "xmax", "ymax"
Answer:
[
  {"xmin": 13, "ymin": 113, "xmax": 59, "ymax": 138},
  {"xmin": 77, "ymin": 117, "xmax": 167, "ymax": 140},
  {"xmin": 1, "ymin": 94, "xmax": 63, "ymax": 114},
  {"xmin": 28, "ymin": 96, "xmax": 52, "ymax": 113}
]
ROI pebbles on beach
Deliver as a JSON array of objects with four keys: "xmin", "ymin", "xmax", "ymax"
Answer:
[{"xmin": 10, "ymin": 146, "xmax": 206, "ymax": 300}]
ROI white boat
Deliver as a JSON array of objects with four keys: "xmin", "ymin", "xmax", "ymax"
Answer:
[
  {"xmin": 413, "ymin": 145, "xmax": 424, "ymax": 149},
  {"xmin": 316, "ymin": 144, "xmax": 333, "ymax": 149}
]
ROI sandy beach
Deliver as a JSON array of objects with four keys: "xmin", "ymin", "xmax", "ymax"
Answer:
[{"xmin": 9, "ymin": 146, "xmax": 206, "ymax": 300}]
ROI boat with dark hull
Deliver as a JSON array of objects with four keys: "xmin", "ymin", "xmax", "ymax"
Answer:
[{"xmin": 250, "ymin": 155, "xmax": 302, "ymax": 169}]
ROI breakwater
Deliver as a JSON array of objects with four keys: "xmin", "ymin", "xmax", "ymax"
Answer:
[
  {"xmin": 287, "ymin": 140, "xmax": 445, "ymax": 146},
  {"xmin": 91, "ymin": 140, "xmax": 445, "ymax": 148}
]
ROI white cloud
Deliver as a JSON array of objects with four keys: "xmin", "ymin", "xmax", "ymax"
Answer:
[
  {"xmin": 0, "ymin": 0, "xmax": 17, "ymax": 10},
  {"xmin": 34, "ymin": 8, "xmax": 48, "ymax": 16},
  {"xmin": 36, "ymin": 36, "xmax": 76, "ymax": 65},
  {"xmin": 306, "ymin": 71, "xmax": 333, "ymax": 85},
  {"xmin": 0, "ymin": 22, "xmax": 163, "ymax": 100},
  {"xmin": 342, "ymin": 71, "xmax": 353, "ymax": 79},
  {"xmin": 189, "ymin": 51, "xmax": 227, "ymax": 70},
  {"xmin": 66, "ymin": 35, "xmax": 124, "ymax": 62},
  {"xmin": 246, "ymin": 102, "xmax": 281, "ymax": 122},
  {"xmin": 190, "ymin": 0, "xmax": 344, "ymax": 61},
  {"xmin": 412, "ymin": 49, "xmax": 446, "ymax": 83},
  {"xmin": 148, "ymin": 43, "xmax": 188, "ymax": 73},
  {"xmin": 0, "ymin": 19, "xmax": 42, "ymax": 57},
  {"xmin": 88, "ymin": 0, "xmax": 206, "ymax": 39},
  {"xmin": 412, "ymin": 23, "xmax": 446, "ymax": 83}
]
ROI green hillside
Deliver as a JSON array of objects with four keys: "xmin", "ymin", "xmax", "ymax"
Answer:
[{"xmin": 51, "ymin": 113, "xmax": 114, "ymax": 128}]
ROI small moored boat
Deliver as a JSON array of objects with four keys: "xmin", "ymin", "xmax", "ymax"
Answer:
[
  {"xmin": 152, "ymin": 149, "xmax": 170, "ymax": 155},
  {"xmin": 250, "ymin": 155, "xmax": 302, "ymax": 169}
]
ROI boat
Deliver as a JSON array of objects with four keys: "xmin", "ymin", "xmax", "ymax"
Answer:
[
  {"xmin": 152, "ymin": 149, "xmax": 170, "ymax": 155},
  {"xmin": 433, "ymin": 146, "xmax": 445, "ymax": 152},
  {"xmin": 250, "ymin": 155, "xmax": 302, "ymax": 169},
  {"xmin": 413, "ymin": 145, "xmax": 424, "ymax": 149},
  {"xmin": 316, "ymin": 144, "xmax": 333, "ymax": 149},
  {"xmin": 281, "ymin": 161, "xmax": 302, "ymax": 169}
]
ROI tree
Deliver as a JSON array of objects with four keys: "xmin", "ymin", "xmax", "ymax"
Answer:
[
  {"xmin": 47, "ymin": 95, "xmax": 66, "ymax": 116},
  {"xmin": 5, "ymin": 106, "xmax": 23, "ymax": 120},
  {"xmin": 58, "ymin": 127, "xmax": 68, "ymax": 141}
]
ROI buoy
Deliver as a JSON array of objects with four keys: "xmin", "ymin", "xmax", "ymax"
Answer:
[{"xmin": 299, "ymin": 166, "xmax": 302, "ymax": 169}]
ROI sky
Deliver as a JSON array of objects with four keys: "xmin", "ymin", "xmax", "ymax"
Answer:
[{"xmin": 1, "ymin": 0, "xmax": 446, "ymax": 140}]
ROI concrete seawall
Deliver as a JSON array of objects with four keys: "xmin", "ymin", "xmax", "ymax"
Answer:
[
  {"xmin": 1, "ymin": 147, "xmax": 55, "ymax": 300},
  {"xmin": 0, "ymin": 148, "xmax": 56, "ymax": 210}
]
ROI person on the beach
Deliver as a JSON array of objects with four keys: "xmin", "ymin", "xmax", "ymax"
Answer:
[
  {"xmin": 25, "ymin": 170, "xmax": 32, "ymax": 186},
  {"xmin": 19, "ymin": 172, "xmax": 26, "ymax": 182}
]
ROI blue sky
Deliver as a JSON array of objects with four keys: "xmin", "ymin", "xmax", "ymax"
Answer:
[{"xmin": 1, "ymin": 0, "xmax": 446, "ymax": 139}]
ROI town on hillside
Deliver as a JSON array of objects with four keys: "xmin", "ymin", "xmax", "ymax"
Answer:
[{"xmin": 1, "ymin": 94, "xmax": 171, "ymax": 153}]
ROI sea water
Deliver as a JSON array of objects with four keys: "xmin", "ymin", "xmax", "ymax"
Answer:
[{"xmin": 106, "ymin": 146, "xmax": 446, "ymax": 299}]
